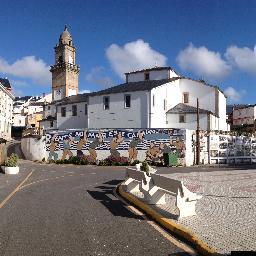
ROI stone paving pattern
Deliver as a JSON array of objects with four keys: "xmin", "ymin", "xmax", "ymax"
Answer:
[{"xmin": 128, "ymin": 169, "xmax": 256, "ymax": 254}]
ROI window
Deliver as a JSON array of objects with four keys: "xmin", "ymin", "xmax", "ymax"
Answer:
[
  {"xmin": 85, "ymin": 104, "xmax": 88, "ymax": 115},
  {"xmin": 179, "ymin": 114, "xmax": 186, "ymax": 123},
  {"xmin": 124, "ymin": 94, "xmax": 131, "ymax": 108},
  {"xmin": 58, "ymin": 56, "xmax": 63, "ymax": 63},
  {"xmin": 48, "ymin": 106, "xmax": 51, "ymax": 110},
  {"xmin": 50, "ymin": 121, "xmax": 53, "ymax": 127},
  {"xmin": 61, "ymin": 107, "xmax": 66, "ymax": 117},
  {"xmin": 164, "ymin": 99, "xmax": 167, "ymax": 110},
  {"xmin": 183, "ymin": 93, "xmax": 189, "ymax": 103},
  {"xmin": 103, "ymin": 96, "xmax": 110, "ymax": 110},
  {"xmin": 153, "ymin": 95, "xmax": 155, "ymax": 107},
  {"xmin": 144, "ymin": 72, "xmax": 150, "ymax": 80},
  {"xmin": 72, "ymin": 105, "xmax": 77, "ymax": 116}
]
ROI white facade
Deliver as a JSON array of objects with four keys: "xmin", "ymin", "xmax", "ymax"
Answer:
[
  {"xmin": 43, "ymin": 67, "xmax": 229, "ymax": 131},
  {"xmin": 88, "ymin": 91, "xmax": 149, "ymax": 128},
  {"xmin": 57, "ymin": 102, "xmax": 88, "ymax": 130},
  {"xmin": 0, "ymin": 83, "xmax": 14, "ymax": 140},
  {"xmin": 233, "ymin": 105, "xmax": 256, "ymax": 126},
  {"xmin": 126, "ymin": 68, "xmax": 178, "ymax": 83},
  {"xmin": 87, "ymin": 70, "xmax": 228, "ymax": 131}
]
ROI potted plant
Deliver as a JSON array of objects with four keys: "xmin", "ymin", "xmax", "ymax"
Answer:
[
  {"xmin": 2, "ymin": 153, "xmax": 19, "ymax": 174},
  {"xmin": 140, "ymin": 161, "xmax": 157, "ymax": 176}
]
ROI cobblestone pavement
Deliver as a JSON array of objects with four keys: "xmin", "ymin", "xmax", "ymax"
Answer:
[{"xmin": 129, "ymin": 169, "xmax": 256, "ymax": 254}]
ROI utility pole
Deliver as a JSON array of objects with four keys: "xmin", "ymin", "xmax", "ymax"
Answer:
[{"xmin": 196, "ymin": 98, "xmax": 200, "ymax": 165}]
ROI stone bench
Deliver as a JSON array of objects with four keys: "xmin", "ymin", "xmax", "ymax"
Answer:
[
  {"xmin": 124, "ymin": 168, "xmax": 146, "ymax": 193},
  {"xmin": 145, "ymin": 174, "xmax": 202, "ymax": 218}
]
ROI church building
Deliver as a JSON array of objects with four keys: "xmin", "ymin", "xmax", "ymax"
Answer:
[{"xmin": 41, "ymin": 26, "xmax": 229, "ymax": 132}]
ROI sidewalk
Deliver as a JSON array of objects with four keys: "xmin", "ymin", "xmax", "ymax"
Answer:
[{"xmin": 119, "ymin": 168, "xmax": 256, "ymax": 255}]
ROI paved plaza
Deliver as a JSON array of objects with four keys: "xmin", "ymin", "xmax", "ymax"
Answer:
[{"xmin": 126, "ymin": 167, "xmax": 256, "ymax": 254}]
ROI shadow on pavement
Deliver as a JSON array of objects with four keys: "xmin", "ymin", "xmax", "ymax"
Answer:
[{"xmin": 87, "ymin": 179, "xmax": 144, "ymax": 220}]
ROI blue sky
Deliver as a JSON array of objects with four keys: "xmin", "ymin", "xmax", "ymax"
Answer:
[{"xmin": 0, "ymin": 0, "xmax": 256, "ymax": 104}]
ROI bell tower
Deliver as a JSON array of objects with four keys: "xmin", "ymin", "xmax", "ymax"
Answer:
[{"xmin": 50, "ymin": 26, "xmax": 80, "ymax": 101}]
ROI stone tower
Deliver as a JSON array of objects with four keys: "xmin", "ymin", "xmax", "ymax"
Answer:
[{"xmin": 50, "ymin": 26, "xmax": 80, "ymax": 101}]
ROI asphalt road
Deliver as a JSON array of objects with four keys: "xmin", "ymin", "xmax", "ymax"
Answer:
[{"xmin": 0, "ymin": 161, "xmax": 193, "ymax": 256}]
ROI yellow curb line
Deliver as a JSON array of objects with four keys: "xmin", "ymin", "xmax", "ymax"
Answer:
[
  {"xmin": 118, "ymin": 184, "xmax": 219, "ymax": 256},
  {"xmin": 0, "ymin": 170, "xmax": 34, "ymax": 209}
]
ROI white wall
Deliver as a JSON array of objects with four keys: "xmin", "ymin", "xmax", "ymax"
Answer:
[
  {"xmin": 27, "ymin": 105, "xmax": 43, "ymax": 115},
  {"xmin": 13, "ymin": 114, "xmax": 26, "ymax": 127},
  {"xmin": 179, "ymin": 79, "xmax": 216, "ymax": 113},
  {"xmin": 21, "ymin": 136, "xmax": 46, "ymax": 161},
  {"xmin": 127, "ymin": 69, "xmax": 178, "ymax": 83},
  {"xmin": 167, "ymin": 113, "xmax": 209, "ymax": 130},
  {"xmin": 0, "ymin": 85, "xmax": 14, "ymax": 140},
  {"xmin": 57, "ymin": 102, "xmax": 88, "ymax": 130},
  {"xmin": 218, "ymin": 91, "xmax": 228, "ymax": 130},
  {"xmin": 150, "ymin": 80, "xmax": 180, "ymax": 128},
  {"xmin": 88, "ymin": 91, "xmax": 149, "ymax": 128}
]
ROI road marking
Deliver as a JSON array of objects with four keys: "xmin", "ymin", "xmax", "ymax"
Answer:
[
  {"xmin": 0, "ymin": 170, "xmax": 34, "ymax": 209},
  {"xmin": 113, "ymin": 187, "xmax": 196, "ymax": 255},
  {"xmin": 19, "ymin": 172, "xmax": 87, "ymax": 190}
]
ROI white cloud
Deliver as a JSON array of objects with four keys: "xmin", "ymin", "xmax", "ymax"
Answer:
[
  {"xmin": 86, "ymin": 66, "xmax": 114, "ymax": 88},
  {"xmin": 79, "ymin": 89, "xmax": 91, "ymax": 94},
  {"xmin": 106, "ymin": 39, "xmax": 167, "ymax": 79},
  {"xmin": 224, "ymin": 86, "xmax": 246, "ymax": 103},
  {"xmin": 0, "ymin": 56, "xmax": 50, "ymax": 86},
  {"xmin": 225, "ymin": 45, "xmax": 256, "ymax": 74},
  {"xmin": 177, "ymin": 43, "xmax": 231, "ymax": 80}
]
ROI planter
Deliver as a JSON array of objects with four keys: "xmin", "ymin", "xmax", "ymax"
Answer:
[{"xmin": 1, "ymin": 166, "xmax": 19, "ymax": 174}]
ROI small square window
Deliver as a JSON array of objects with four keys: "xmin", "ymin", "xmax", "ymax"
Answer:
[
  {"xmin": 183, "ymin": 93, "xmax": 189, "ymax": 103},
  {"xmin": 179, "ymin": 114, "xmax": 186, "ymax": 123},
  {"xmin": 144, "ymin": 72, "xmax": 150, "ymax": 80},
  {"xmin": 61, "ymin": 107, "xmax": 66, "ymax": 117},
  {"xmin": 103, "ymin": 96, "xmax": 109, "ymax": 110},
  {"xmin": 124, "ymin": 94, "xmax": 131, "ymax": 108},
  {"xmin": 72, "ymin": 105, "xmax": 77, "ymax": 116}
]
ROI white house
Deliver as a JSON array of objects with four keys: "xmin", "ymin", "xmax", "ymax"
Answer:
[
  {"xmin": 13, "ymin": 93, "xmax": 52, "ymax": 129},
  {"xmin": 233, "ymin": 105, "xmax": 256, "ymax": 126},
  {"xmin": 43, "ymin": 67, "xmax": 229, "ymax": 131},
  {"xmin": 0, "ymin": 78, "xmax": 15, "ymax": 140}
]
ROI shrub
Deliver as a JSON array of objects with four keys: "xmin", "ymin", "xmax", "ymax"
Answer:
[
  {"xmin": 140, "ymin": 161, "xmax": 149, "ymax": 173},
  {"xmin": 69, "ymin": 156, "xmax": 80, "ymax": 165},
  {"xmin": 98, "ymin": 159, "xmax": 110, "ymax": 166},
  {"xmin": 5, "ymin": 153, "xmax": 18, "ymax": 167},
  {"xmin": 130, "ymin": 160, "xmax": 141, "ymax": 166}
]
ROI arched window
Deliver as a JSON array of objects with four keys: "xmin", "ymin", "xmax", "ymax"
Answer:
[{"xmin": 58, "ymin": 56, "xmax": 63, "ymax": 63}]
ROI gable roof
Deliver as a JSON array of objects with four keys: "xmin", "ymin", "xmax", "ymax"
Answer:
[
  {"xmin": 55, "ymin": 93, "xmax": 90, "ymax": 106},
  {"xmin": 166, "ymin": 103, "xmax": 213, "ymax": 115},
  {"xmin": 124, "ymin": 66, "xmax": 176, "ymax": 75},
  {"xmin": 89, "ymin": 77, "xmax": 180, "ymax": 97}
]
